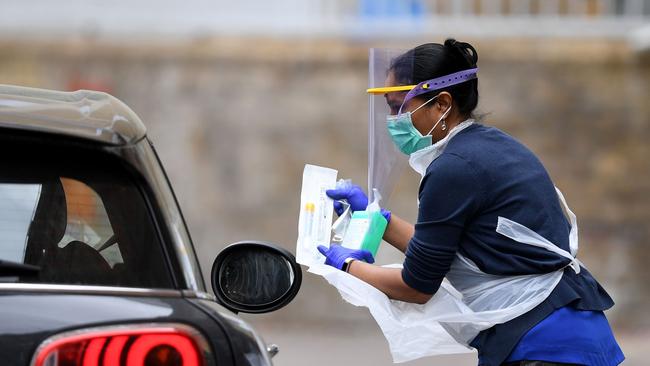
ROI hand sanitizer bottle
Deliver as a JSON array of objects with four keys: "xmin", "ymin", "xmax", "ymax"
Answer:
[{"xmin": 340, "ymin": 189, "xmax": 387, "ymax": 257}]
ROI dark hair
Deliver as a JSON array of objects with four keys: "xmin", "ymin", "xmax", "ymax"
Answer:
[{"xmin": 390, "ymin": 39, "xmax": 479, "ymax": 118}]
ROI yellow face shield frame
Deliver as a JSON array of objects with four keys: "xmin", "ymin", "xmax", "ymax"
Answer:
[{"xmin": 366, "ymin": 85, "xmax": 416, "ymax": 94}]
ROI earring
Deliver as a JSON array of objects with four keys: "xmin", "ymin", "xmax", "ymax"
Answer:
[{"xmin": 441, "ymin": 120, "xmax": 447, "ymax": 131}]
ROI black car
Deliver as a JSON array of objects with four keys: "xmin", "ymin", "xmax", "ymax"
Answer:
[{"xmin": 0, "ymin": 85, "xmax": 302, "ymax": 366}]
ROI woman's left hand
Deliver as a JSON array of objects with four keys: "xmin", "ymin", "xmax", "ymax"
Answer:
[{"xmin": 317, "ymin": 244, "xmax": 374, "ymax": 270}]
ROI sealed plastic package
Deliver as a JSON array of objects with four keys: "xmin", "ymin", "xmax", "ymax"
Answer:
[{"xmin": 296, "ymin": 164, "xmax": 338, "ymax": 266}]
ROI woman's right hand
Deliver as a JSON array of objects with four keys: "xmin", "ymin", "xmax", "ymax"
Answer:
[{"xmin": 326, "ymin": 184, "xmax": 368, "ymax": 216}]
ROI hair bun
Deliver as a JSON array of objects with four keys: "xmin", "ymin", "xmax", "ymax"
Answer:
[
  {"xmin": 444, "ymin": 38, "xmax": 458, "ymax": 48},
  {"xmin": 444, "ymin": 38, "xmax": 478, "ymax": 67}
]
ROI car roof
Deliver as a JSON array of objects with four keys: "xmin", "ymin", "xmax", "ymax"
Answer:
[{"xmin": 0, "ymin": 85, "xmax": 146, "ymax": 145}]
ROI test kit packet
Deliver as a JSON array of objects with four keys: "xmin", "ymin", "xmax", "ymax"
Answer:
[{"xmin": 296, "ymin": 164, "xmax": 337, "ymax": 266}]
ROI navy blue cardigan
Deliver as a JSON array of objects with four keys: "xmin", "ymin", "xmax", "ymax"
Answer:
[{"xmin": 400, "ymin": 124, "xmax": 613, "ymax": 366}]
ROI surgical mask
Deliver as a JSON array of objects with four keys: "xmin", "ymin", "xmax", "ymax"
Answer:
[{"xmin": 386, "ymin": 95, "xmax": 451, "ymax": 155}]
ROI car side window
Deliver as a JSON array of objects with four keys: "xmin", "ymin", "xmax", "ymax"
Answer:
[
  {"xmin": 0, "ymin": 150, "xmax": 174, "ymax": 289},
  {"xmin": 0, "ymin": 183, "xmax": 41, "ymax": 263}
]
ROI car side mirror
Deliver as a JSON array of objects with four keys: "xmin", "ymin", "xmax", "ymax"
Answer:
[{"xmin": 211, "ymin": 241, "xmax": 302, "ymax": 314}]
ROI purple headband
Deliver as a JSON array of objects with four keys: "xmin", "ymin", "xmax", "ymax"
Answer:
[{"xmin": 403, "ymin": 68, "xmax": 479, "ymax": 105}]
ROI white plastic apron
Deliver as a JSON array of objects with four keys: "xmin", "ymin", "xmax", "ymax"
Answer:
[{"xmin": 309, "ymin": 121, "xmax": 583, "ymax": 363}]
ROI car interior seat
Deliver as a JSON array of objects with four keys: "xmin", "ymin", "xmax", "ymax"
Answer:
[{"xmin": 25, "ymin": 177, "xmax": 113, "ymax": 285}]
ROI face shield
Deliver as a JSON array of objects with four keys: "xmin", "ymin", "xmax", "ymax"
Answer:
[
  {"xmin": 366, "ymin": 48, "xmax": 478, "ymax": 204},
  {"xmin": 367, "ymin": 48, "xmax": 412, "ymax": 204}
]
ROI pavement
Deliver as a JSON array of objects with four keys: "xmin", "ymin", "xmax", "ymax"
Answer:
[
  {"xmin": 242, "ymin": 318, "xmax": 646, "ymax": 366},
  {"xmin": 245, "ymin": 320, "xmax": 476, "ymax": 366}
]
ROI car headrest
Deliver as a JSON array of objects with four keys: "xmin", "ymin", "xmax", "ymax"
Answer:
[{"xmin": 27, "ymin": 177, "xmax": 68, "ymax": 250}]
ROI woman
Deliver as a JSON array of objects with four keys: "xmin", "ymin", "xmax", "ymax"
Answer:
[{"xmin": 318, "ymin": 40, "xmax": 624, "ymax": 366}]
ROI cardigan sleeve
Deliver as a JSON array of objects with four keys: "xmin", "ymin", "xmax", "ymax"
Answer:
[{"xmin": 401, "ymin": 153, "xmax": 485, "ymax": 294}]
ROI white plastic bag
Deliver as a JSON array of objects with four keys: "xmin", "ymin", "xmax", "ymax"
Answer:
[
  {"xmin": 308, "ymin": 263, "xmax": 475, "ymax": 363},
  {"xmin": 308, "ymin": 256, "xmax": 564, "ymax": 363}
]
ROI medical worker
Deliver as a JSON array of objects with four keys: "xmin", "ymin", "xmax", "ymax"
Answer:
[{"xmin": 318, "ymin": 39, "xmax": 624, "ymax": 365}]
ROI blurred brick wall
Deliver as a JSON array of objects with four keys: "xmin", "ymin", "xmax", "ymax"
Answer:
[{"xmin": 1, "ymin": 37, "xmax": 647, "ymax": 329}]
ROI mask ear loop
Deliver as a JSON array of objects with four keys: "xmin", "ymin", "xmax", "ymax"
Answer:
[
  {"xmin": 425, "ymin": 104, "xmax": 452, "ymax": 137},
  {"xmin": 398, "ymin": 94, "xmax": 439, "ymax": 115}
]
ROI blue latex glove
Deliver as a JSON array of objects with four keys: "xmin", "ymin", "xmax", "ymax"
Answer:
[
  {"xmin": 317, "ymin": 244, "xmax": 375, "ymax": 270},
  {"xmin": 326, "ymin": 184, "xmax": 392, "ymax": 223},
  {"xmin": 326, "ymin": 184, "xmax": 368, "ymax": 216}
]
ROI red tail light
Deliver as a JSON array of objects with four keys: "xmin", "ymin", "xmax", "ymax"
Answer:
[{"xmin": 30, "ymin": 323, "xmax": 210, "ymax": 366}]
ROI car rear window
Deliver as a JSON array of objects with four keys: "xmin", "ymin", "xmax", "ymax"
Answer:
[{"xmin": 0, "ymin": 139, "xmax": 173, "ymax": 288}]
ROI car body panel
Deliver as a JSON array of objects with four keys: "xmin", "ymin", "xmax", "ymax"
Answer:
[
  {"xmin": 190, "ymin": 299, "xmax": 274, "ymax": 366},
  {"xmin": 0, "ymin": 291, "xmax": 233, "ymax": 366}
]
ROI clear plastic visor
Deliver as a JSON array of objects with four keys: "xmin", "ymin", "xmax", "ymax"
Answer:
[{"xmin": 367, "ymin": 48, "xmax": 414, "ymax": 204}]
